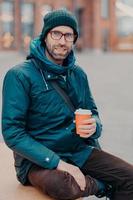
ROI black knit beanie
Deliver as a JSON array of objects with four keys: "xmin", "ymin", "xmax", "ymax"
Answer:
[{"xmin": 40, "ymin": 9, "xmax": 79, "ymax": 43}]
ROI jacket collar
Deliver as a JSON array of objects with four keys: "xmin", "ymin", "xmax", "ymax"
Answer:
[{"xmin": 27, "ymin": 37, "xmax": 76, "ymax": 76}]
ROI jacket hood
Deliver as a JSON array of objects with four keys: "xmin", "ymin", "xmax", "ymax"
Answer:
[{"xmin": 27, "ymin": 37, "xmax": 76, "ymax": 75}]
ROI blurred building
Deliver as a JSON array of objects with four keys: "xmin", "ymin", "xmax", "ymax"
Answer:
[{"xmin": 0, "ymin": 0, "xmax": 133, "ymax": 52}]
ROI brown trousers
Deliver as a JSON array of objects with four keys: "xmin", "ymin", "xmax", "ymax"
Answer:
[{"xmin": 28, "ymin": 149, "xmax": 133, "ymax": 200}]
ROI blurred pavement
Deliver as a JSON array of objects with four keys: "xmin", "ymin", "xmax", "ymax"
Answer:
[{"xmin": 0, "ymin": 50, "xmax": 133, "ymax": 199}]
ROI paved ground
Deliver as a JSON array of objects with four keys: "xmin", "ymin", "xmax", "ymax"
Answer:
[{"xmin": 0, "ymin": 50, "xmax": 133, "ymax": 199}]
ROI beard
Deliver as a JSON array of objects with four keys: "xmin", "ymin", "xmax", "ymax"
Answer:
[{"xmin": 45, "ymin": 43, "xmax": 71, "ymax": 63}]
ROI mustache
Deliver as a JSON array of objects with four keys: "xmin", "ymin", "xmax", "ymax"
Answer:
[{"xmin": 54, "ymin": 44, "xmax": 68, "ymax": 49}]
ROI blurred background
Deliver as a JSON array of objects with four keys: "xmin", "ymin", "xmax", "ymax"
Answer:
[
  {"xmin": 0, "ymin": 0, "xmax": 133, "ymax": 52},
  {"xmin": 0, "ymin": 0, "xmax": 133, "ymax": 159},
  {"xmin": 0, "ymin": 1, "xmax": 133, "ymax": 199}
]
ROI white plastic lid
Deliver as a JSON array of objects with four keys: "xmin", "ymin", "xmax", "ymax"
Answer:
[{"xmin": 75, "ymin": 108, "xmax": 92, "ymax": 115}]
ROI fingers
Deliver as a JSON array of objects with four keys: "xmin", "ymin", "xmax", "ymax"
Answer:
[
  {"xmin": 73, "ymin": 169, "xmax": 86, "ymax": 191},
  {"xmin": 77, "ymin": 122, "xmax": 96, "ymax": 138},
  {"xmin": 77, "ymin": 173, "xmax": 86, "ymax": 191},
  {"xmin": 78, "ymin": 124, "xmax": 96, "ymax": 133},
  {"xmin": 78, "ymin": 123, "xmax": 96, "ymax": 130},
  {"xmin": 78, "ymin": 132, "xmax": 94, "ymax": 138},
  {"xmin": 81, "ymin": 118, "xmax": 96, "ymax": 124}
]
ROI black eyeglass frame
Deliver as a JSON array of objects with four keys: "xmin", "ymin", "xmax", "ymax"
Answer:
[{"xmin": 49, "ymin": 30, "xmax": 75, "ymax": 42}]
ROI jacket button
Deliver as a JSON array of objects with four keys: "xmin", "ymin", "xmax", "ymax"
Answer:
[{"xmin": 45, "ymin": 157, "xmax": 50, "ymax": 162}]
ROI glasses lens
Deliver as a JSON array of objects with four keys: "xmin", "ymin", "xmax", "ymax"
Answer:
[
  {"xmin": 51, "ymin": 31, "xmax": 62, "ymax": 40},
  {"xmin": 65, "ymin": 33, "xmax": 74, "ymax": 42}
]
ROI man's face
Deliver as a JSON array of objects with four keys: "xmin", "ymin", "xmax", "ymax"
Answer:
[{"xmin": 44, "ymin": 26, "xmax": 74, "ymax": 64}]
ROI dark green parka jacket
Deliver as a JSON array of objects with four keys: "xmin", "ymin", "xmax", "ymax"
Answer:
[{"xmin": 2, "ymin": 37, "xmax": 102, "ymax": 184}]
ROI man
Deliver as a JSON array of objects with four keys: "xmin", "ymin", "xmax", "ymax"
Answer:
[{"xmin": 2, "ymin": 9, "xmax": 133, "ymax": 200}]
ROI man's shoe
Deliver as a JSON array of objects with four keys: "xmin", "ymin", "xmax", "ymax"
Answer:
[{"xmin": 95, "ymin": 184, "xmax": 114, "ymax": 199}]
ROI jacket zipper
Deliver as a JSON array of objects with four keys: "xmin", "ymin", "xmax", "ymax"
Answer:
[{"xmin": 40, "ymin": 69, "xmax": 49, "ymax": 90}]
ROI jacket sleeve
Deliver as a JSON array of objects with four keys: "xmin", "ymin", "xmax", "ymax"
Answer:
[
  {"xmin": 2, "ymin": 68, "xmax": 60, "ymax": 169},
  {"xmin": 84, "ymin": 75, "xmax": 103, "ymax": 139}
]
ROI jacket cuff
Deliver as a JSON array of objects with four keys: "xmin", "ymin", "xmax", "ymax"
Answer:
[{"xmin": 43, "ymin": 153, "xmax": 60, "ymax": 169}]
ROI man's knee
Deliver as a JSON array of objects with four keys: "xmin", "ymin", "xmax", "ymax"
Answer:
[{"xmin": 44, "ymin": 170, "xmax": 82, "ymax": 199}]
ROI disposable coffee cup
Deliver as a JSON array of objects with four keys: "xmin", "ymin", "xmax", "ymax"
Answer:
[{"xmin": 75, "ymin": 108, "xmax": 92, "ymax": 135}]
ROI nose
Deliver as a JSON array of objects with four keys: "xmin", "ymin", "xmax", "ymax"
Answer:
[{"xmin": 59, "ymin": 35, "xmax": 66, "ymax": 45}]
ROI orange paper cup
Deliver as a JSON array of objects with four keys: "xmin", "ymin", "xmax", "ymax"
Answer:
[{"xmin": 75, "ymin": 108, "xmax": 92, "ymax": 135}]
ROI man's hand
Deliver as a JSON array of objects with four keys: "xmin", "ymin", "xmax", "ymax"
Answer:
[
  {"xmin": 77, "ymin": 117, "xmax": 96, "ymax": 138},
  {"xmin": 57, "ymin": 160, "xmax": 86, "ymax": 191}
]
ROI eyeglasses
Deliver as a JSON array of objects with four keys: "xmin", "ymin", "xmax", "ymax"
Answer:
[{"xmin": 50, "ymin": 30, "xmax": 75, "ymax": 42}]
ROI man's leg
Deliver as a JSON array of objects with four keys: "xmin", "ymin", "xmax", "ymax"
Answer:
[
  {"xmin": 28, "ymin": 165, "xmax": 99, "ymax": 200},
  {"xmin": 81, "ymin": 148, "xmax": 133, "ymax": 200}
]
